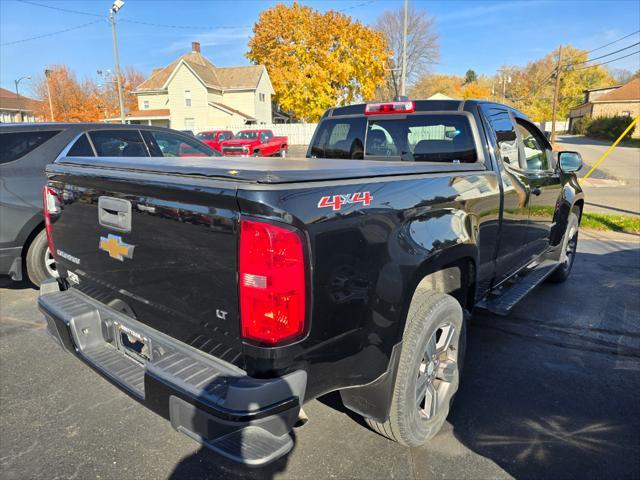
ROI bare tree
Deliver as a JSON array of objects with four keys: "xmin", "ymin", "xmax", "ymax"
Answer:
[
  {"xmin": 375, "ymin": 3, "xmax": 439, "ymax": 98},
  {"xmin": 608, "ymin": 68, "xmax": 634, "ymax": 84}
]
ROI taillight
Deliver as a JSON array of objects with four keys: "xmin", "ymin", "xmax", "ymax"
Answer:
[
  {"xmin": 365, "ymin": 101, "xmax": 415, "ymax": 115},
  {"xmin": 239, "ymin": 219, "xmax": 306, "ymax": 345},
  {"xmin": 42, "ymin": 186, "xmax": 61, "ymax": 257}
]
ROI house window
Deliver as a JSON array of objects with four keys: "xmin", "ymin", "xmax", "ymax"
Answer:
[
  {"xmin": 184, "ymin": 118, "xmax": 195, "ymax": 129},
  {"xmin": 259, "ymin": 93, "xmax": 266, "ymax": 102},
  {"xmin": 621, "ymin": 111, "xmax": 631, "ymax": 117},
  {"xmin": 143, "ymin": 100, "xmax": 149, "ymax": 109},
  {"xmin": 184, "ymin": 90, "xmax": 192, "ymax": 107}
]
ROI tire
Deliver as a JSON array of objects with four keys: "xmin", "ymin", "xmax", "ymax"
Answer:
[
  {"xmin": 25, "ymin": 229, "xmax": 58, "ymax": 287},
  {"xmin": 547, "ymin": 209, "xmax": 580, "ymax": 283},
  {"xmin": 366, "ymin": 290, "xmax": 465, "ymax": 446},
  {"xmin": 252, "ymin": 150, "xmax": 260, "ymax": 157},
  {"xmin": 278, "ymin": 148, "xmax": 286, "ymax": 158}
]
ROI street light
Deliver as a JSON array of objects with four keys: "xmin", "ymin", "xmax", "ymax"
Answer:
[
  {"xmin": 109, "ymin": 0, "xmax": 126, "ymax": 123},
  {"xmin": 14, "ymin": 75, "xmax": 31, "ymax": 122},
  {"xmin": 44, "ymin": 69, "xmax": 55, "ymax": 121}
]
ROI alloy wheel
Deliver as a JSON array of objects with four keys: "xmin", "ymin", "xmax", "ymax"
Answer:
[{"xmin": 415, "ymin": 323, "xmax": 459, "ymax": 419}]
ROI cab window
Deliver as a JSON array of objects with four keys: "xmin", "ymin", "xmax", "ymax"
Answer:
[
  {"xmin": 309, "ymin": 118, "xmax": 365, "ymax": 159},
  {"xmin": 516, "ymin": 120, "xmax": 550, "ymax": 171},
  {"xmin": 482, "ymin": 108, "xmax": 520, "ymax": 167},
  {"xmin": 365, "ymin": 114, "xmax": 477, "ymax": 162}
]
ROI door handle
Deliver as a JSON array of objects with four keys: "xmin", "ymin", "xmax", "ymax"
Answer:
[
  {"xmin": 531, "ymin": 187, "xmax": 542, "ymax": 196},
  {"xmin": 98, "ymin": 196, "xmax": 132, "ymax": 232}
]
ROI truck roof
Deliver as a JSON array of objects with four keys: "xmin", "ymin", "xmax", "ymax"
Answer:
[{"xmin": 53, "ymin": 155, "xmax": 485, "ymax": 185}]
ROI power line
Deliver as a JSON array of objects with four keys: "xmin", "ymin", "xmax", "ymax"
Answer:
[
  {"xmin": 17, "ymin": 0, "xmax": 104, "ymax": 18},
  {"xmin": 17, "ymin": 0, "xmax": 248, "ymax": 30},
  {"xmin": 119, "ymin": 19, "xmax": 250, "ymax": 30},
  {"xmin": 573, "ymin": 50, "xmax": 640, "ymax": 70},
  {"xmin": 0, "ymin": 19, "xmax": 104, "ymax": 47},
  {"xmin": 564, "ymin": 41, "xmax": 640, "ymax": 68},
  {"xmin": 586, "ymin": 30, "xmax": 640, "ymax": 53}
]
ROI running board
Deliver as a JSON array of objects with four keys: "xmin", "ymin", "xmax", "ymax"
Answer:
[{"xmin": 477, "ymin": 260, "xmax": 560, "ymax": 315}]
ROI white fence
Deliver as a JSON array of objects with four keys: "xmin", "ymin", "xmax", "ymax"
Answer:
[
  {"xmin": 197, "ymin": 123, "xmax": 318, "ymax": 145},
  {"xmin": 196, "ymin": 119, "xmax": 568, "ymax": 146},
  {"xmin": 536, "ymin": 120, "xmax": 569, "ymax": 133}
]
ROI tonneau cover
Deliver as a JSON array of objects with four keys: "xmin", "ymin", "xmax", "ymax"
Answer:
[{"xmin": 54, "ymin": 155, "xmax": 486, "ymax": 184}]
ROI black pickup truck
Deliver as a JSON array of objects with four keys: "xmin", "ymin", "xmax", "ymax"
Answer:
[{"xmin": 38, "ymin": 100, "xmax": 584, "ymax": 466}]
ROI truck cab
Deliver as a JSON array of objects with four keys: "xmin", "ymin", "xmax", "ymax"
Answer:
[{"xmin": 38, "ymin": 99, "xmax": 584, "ymax": 466}]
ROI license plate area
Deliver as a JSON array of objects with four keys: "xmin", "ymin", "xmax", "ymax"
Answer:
[{"xmin": 114, "ymin": 322, "xmax": 151, "ymax": 363}]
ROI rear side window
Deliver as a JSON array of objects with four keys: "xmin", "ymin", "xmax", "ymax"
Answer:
[
  {"xmin": 89, "ymin": 130, "xmax": 148, "ymax": 157},
  {"xmin": 366, "ymin": 115, "xmax": 477, "ymax": 162},
  {"xmin": 309, "ymin": 118, "xmax": 365, "ymax": 159},
  {"xmin": 0, "ymin": 130, "xmax": 61, "ymax": 164},
  {"xmin": 142, "ymin": 130, "xmax": 219, "ymax": 157},
  {"xmin": 67, "ymin": 134, "xmax": 95, "ymax": 157}
]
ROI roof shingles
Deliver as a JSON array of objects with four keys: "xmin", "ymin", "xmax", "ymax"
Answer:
[
  {"xmin": 597, "ymin": 78, "xmax": 640, "ymax": 102},
  {"xmin": 135, "ymin": 50, "xmax": 263, "ymax": 92}
]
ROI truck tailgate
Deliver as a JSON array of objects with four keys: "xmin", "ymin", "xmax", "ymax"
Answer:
[{"xmin": 47, "ymin": 168, "xmax": 244, "ymax": 367}]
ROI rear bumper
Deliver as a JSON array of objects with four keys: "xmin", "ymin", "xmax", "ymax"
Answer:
[
  {"xmin": 0, "ymin": 246, "xmax": 22, "ymax": 281},
  {"xmin": 38, "ymin": 280, "xmax": 306, "ymax": 466}
]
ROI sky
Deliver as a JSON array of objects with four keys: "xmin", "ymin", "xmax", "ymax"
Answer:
[{"xmin": 1, "ymin": 0, "xmax": 639, "ymax": 96}]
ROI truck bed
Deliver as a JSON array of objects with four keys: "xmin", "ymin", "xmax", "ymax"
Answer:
[{"xmin": 53, "ymin": 155, "xmax": 486, "ymax": 184}]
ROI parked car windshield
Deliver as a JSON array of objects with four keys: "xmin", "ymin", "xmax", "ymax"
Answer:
[
  {"xmin": 310, "ymin": 114, "xmax": 477, "ymax": 163},
  {"xmin": 234, "ymin": 131, "xmax": 258, "ymax": 140},
  {"xmin": 196, "ymin": 132, "xmax": 215, "ymax": 140}
]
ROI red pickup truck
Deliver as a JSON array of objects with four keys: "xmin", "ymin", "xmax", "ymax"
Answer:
[
  {"xmin": 195, "ymin": 130, "xmax": 234, "ymax": 153},
  {"xmin": 221, "ymin": 129, "xmax": 288, "ymax": 157}
]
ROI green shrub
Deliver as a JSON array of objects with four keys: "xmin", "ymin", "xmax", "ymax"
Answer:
[
  {"xmin": 586, "ymin": 115, "xmax": 636, "ymax": 141},
  {"xmin": 572, "ymin": 116, "xmax": 592, "ymax": 135}
]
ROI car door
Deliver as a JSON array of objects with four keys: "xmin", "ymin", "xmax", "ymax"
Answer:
[
  {"xmin": 260, "ymin": 131, "xmax": 275, "ymax": 155},
  {"xmin": 513, "ymin": 118, "xmax": 562, "ymax": 259},
  {"xmin": 480, "ymin": 106, "xmax": 532, "ymax": 284}
]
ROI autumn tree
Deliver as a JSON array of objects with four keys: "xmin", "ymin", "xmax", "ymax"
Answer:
[
  {"xmin": 506, "ymin": 45, "xmax": 614, "ymax": 120},
  {"xmin": 98, "ymin": 66, "xmax": 146, "ymax": 118},
  {"xmin": 247, "ymin": 3, "xmax": 389, "ymax": 121},
  {"xmin": 33, "ymin": 65, "xmax": 103, "ymax": 122},
  {"xmin": 374, "ymin": 3, "xmax": 439, "ymax": 98},
  {"xmin": 34, "ymin": 65, "xmax": 145, "ymax": 122},
  {"xmin": 410, "ymin": 74, "xmax": 491, "ymax": 100}
]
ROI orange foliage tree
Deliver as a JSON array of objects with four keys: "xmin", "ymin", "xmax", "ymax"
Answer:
[
  {"xmin": 34, "ymin": 65, "xmax": 145, "ymax": 122},
  {"xmin": 247, "ymin": 2, "xmax": 390, "ymax": 121}
]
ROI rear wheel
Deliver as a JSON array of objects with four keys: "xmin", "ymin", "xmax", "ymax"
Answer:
[
  {"xmin": 25, "ymin": 229, "xmax": 58, "ymax": 287},
  {"xmin": 547, "ymin": 210, "xmax": 579, "ymax": 283},
  {"xmin": 365, "ymin": 290, "xmax": 465, "ymax": 446},
  {"xmin": 278, "ymin": 148, "xmax": 286, "ymax": 158}
]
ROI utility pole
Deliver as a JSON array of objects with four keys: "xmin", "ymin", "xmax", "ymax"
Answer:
[
  {"xmin": 400, "ymin": 0, "xmax": 408, "ymax": 96},
  {"xmin": 550, "ymin": 45, "xmax": 563, "ymax": 146},
  {"xmin": 500, "ymin": 69, "xmax": 511, "ymax": 103},
  {"xmin": 109, "ymin": 0, "xmax": 126, "ymax": 123},
  {"xmin": 44, "ymin": 69, "xmax": 55, "ymax": 121},
  {"xmin": 14, "ymin": 76, "xmax": 30, "ymax": 122}
]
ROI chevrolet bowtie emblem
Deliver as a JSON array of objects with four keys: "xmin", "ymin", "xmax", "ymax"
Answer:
[{"xmin": 99, "ymin": 234, "xmax": 135, "ymax": 261}]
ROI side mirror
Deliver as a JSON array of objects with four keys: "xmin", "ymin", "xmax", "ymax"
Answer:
[{"xmin": 558, "ymin": 151, "xmax": 583, "ymax": 173}]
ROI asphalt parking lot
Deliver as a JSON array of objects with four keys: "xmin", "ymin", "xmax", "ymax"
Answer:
[{"xmin": 1, "ymin": 230, "xmax": 639, "ymax": 480}]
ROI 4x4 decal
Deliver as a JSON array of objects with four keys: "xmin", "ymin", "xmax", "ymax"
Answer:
[{"xmin": 318, "ymin": 192, "xmax": 372, "ymax": 211}]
